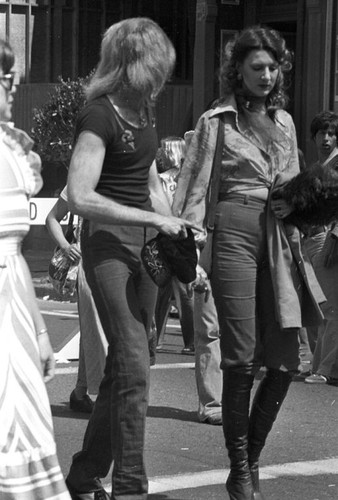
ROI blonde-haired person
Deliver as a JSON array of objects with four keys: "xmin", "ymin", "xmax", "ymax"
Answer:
[
  {"xmin": 65, "ymin": 18, "xmax": 198, "ymax": 500},
  {"xmin": 155, "ymin": 136, "xmax": 195, "ymax": 354}
]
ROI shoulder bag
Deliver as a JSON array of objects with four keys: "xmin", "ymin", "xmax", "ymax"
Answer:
[{"xmin": 198, "ymin": 118, "xmax": 224, "ymax": 277}]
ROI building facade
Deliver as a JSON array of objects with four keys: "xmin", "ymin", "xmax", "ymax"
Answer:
[{"xmin": 2, "ymin": 0, "xmax": 338, "ymax": 178}]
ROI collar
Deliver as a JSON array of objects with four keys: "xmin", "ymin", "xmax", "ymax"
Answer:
[{"xmin": 208, "ymin": 93, "xmax": 288, "ymax": 131}]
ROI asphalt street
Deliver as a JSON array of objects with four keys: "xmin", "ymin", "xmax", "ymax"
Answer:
[{"xmin": 39, "ymin": 298, "xmax": 338, "ymax": 500}]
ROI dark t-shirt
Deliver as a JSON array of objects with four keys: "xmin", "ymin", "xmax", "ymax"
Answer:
[{"xmin": 75, "ymin": 95, "xmax": 158, "ymax": 210}]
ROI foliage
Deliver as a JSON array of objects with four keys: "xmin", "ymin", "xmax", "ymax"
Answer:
[{"xmin": 31, "ymin": 75, "xmax": 89, "ymax": 169}]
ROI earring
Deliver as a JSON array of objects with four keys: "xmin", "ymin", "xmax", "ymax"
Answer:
[{"xmin": 237, "ymin": 73, "xmax": 242, "ymax": 81}]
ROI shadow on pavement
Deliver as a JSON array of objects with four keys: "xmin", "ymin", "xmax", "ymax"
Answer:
[
  {"xmin": 147, "ymin": 405, "xmax": 198, "ymax": 423},
  {"xmin": 51, "ymin": 403, "xmax": 90, "ymax": 420}
]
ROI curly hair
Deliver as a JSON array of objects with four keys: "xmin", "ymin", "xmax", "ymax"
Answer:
[
  {"xmin": 86, "ymin": 17, "xmax": 176, "ymax": 104},
  {"xmin": 310, "ymin": 111, "xmax": 338, "ymax": 140},
  {"xmin": 219, "ymin": 25, "xmax": 292, "ymax": 113}
]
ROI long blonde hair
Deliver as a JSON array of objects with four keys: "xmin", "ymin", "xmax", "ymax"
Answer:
[
  {"xmin": 156, "ymin": 136, "xmax": 186, "ymax": 173},
  {"xmin": 86, "ymin": 17, "xmax": 176, "ymax": 104}
]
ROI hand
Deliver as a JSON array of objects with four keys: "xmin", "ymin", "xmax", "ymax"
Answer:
[
  {"xmin": 63, "ymin": 243, "xmax": 81, "ymax": 263},
  {"xmin": 186, "ymin": 264, "xmax": 211, "ymax": 302},
  {"xmin": 156, "ymin": 216, "xmax": 202, "ymax": 240},
  {"xmin": 271, "ymin": 198, "xmax": 293, "ymax": 219},
  {"xmin": 37, "ymin": 332, "xmax": 55, "ymax": 383},
  {"xmin": 324, "ymin": 235, "xmax": 338, "ymax": 268}
]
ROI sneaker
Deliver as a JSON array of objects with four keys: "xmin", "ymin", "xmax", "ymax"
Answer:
[
  {"xmin": 304, "ymin": 373, "xmax": 327, "ymax": 384},
  {"xmin": 181, "ymin": 346, "xmax": 195, "ymax": 355}
]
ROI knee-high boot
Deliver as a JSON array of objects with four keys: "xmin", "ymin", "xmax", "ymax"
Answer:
[
  {"xmin": 248, "ymin": 368, "xmax": 293, "ymax": 500},
  {"xmin": 222, "ymin": 369, "xmax": 255, "ymax": 500}
]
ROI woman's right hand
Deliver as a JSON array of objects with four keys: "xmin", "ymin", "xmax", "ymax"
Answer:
[{"xmin": 62, "ymin": 243, "xmax": 82, "ymax": 263}]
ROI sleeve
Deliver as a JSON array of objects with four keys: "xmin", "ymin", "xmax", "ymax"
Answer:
[
  {"xmin": 75, "ymin": 100, "xmax": 117, "ymax": 146},
  {"xmin": 278, "ymin": 110, "xmax": 299, "ymax": 176},
  {"xmin": 172, "ymin": 112, "xmax": 219, "ymax": 246},
  {"xmin": 60, "ymin": 185, "xmax": 68, "ymax": 202}
]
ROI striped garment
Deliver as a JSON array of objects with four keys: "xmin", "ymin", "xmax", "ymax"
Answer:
[{"xmin": 0, "ymin": 134, "xmax": 70, "ymax": 499}]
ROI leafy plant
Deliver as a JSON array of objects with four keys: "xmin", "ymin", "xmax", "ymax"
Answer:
[{"xmin": 32, "ymin": 75, "xmax": 89, "ymax": 171}]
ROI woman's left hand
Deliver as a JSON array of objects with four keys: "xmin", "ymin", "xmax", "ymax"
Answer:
[{"xmin": 271, "ymin": 198, "xmax": 293, "ymax": 219}]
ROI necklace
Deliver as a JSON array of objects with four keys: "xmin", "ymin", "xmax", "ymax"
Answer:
[{"xmin": 108, "ymin": 95, "xmax": 148, "ymax": 129}]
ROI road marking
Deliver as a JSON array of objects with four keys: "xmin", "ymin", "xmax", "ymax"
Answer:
[
  {"xmin": 42, "ymin": 310, "xmax": 79, "ymax": 318},
  {"xmin": 55, "ymin": 362, "xmax": 195, "ymax": 374},
  {"xmin": 101, "ymin": 458, "xmax": 338, "ymax": 494}
]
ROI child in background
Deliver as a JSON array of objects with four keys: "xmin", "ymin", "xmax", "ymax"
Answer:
[{"xmin": 155, "ymin": 136, "xmax": 195, "ymax": 354}]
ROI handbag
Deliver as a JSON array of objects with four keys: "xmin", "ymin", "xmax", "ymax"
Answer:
[
  {"xmin": 198, "ymin": 118, "xmax": 224, "ymax": 277},
  {"xmin": 141, "ymin": 228, "xmax": 197, "ymax": 287},
  {"xmin": 48, "ymin": 213, "xmax": 78, "ymax": 297}
]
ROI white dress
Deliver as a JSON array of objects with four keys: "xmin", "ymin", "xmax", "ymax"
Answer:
[{"xmin": 0, "ymin": 124, "xmax": 70, "ymax": 499}]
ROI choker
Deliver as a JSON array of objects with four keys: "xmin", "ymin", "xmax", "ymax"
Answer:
[{"xmin": 236, "ymin": 91, "xmax": 267, "ymax": 112}]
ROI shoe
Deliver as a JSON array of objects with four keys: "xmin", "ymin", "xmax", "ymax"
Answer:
[
  {"xmin": 181, "ymin": 346, "xmax": 195, "ymax": 355},
  {"xmin": 304, "ymin": 373, "xmax": 327, "ymax": 384},
  {"xmin": 203, "ymin": 413, "xmax": 222, "ymax": 425},
  {"xmin": 69, "ymin": 390, "xmax": 94, "ymax": 413},
  {"xmin": 66, "ymin": 479, "xmax": 110, "ymax": 500}
]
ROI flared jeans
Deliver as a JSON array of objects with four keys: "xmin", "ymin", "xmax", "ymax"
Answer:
[{"xmin": 67, "ymin": 222, "xmax": 158, "ymax": 500}]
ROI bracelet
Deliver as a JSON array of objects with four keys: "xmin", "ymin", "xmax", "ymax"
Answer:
[{"xmin": 37, "ymin": 328, "xmax": 48, "ymax": 336}]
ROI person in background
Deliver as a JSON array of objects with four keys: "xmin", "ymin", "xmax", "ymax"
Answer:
[
  {"xmin": 65, "ymin": 18, "xmax": 197, "ymax": 500},
  {"xmin": 155, "ymin": 135, "xmax": 195, "ymax": 354},
  {"xmin": 181, "ymin": 129, "xmax": 223, "ymax": 425},
  {"xmin": 173, "ymin": 26, "xmax": 325, "ymax": 499},
  {"xmin": 46, "ymin": 185, "xmax": 108, "ymax": 412},
  {"xmin": 0, "ymin": 38, "xmax": 70, "ymax": 499},
  {"xmin": 302, "ymin": 111, "xmax": 338, "ymax": 386}
]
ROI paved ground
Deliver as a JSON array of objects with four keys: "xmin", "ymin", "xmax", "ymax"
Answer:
[{"xmin": 27, "ymin": 248, "xmax": 338, "ymax": 500}]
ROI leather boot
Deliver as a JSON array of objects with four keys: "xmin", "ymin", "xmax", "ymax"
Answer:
[
  {"xmin": 222, "ymin": 369, "xmax": 255, "ymax": 500},
  {"xmin": 248, "ymin": 369, "xmax": 293, "ymax": 499}
]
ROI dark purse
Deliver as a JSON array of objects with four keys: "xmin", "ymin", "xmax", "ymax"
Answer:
[
  {"xmin": 198, "ymin": 118, "xmax": 224, "ymax": 277},
  {"xmin": 48, "ymin": 213, "xmax": 78, "ymax": 296},
  {"xmin": 141, "ymin": 228, "xmax": 197, "ymax": 287}
]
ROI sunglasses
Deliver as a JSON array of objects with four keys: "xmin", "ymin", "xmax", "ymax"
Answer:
[{"xmin": 0, "ymin": 73, "xmax": 15, "ymax": 91}]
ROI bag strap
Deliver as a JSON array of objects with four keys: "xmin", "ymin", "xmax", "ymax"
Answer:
[{"xmin": 205, "ymin": 118, "xmax": 224, "ymax": 231}]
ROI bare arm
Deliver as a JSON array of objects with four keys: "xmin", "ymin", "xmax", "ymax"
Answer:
[
  {"xmin": 19, "ymin": 255, "xmax": 55, "ymax": 382},
  {"xmin": 46, "ymin": 196, "xmax": 81, "ymax": 263},
  {"xmin": 68, "ymin": 131, "xmax": 199, "ymax": 238},
  {"xmin": 148, "ymin": 160, "xmax": 172, "ymax": 216}
]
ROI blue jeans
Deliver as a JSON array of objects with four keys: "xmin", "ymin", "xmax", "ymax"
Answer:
[
  {"xmin": 211, "ymin": 194, "xmax": 300, "ymax": 375},
  {"xmin": 67, "ymin": 222, "xmax": 158, "ymax": 499},
  {"xmin": 194, "ymin": 290, "xmax": 222, "ymax": 421}
]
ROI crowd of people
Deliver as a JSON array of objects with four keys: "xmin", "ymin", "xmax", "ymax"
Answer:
[{"xmin": 1, "ymin": 15, "xmax": 338, "ymax": 500}]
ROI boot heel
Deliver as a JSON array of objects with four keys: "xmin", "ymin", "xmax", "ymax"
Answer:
[{"xmin": 226, "ymin": 473, "xmax": 253, "ymax": 500}]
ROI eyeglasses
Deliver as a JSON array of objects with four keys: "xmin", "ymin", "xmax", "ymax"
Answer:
[{"xmin": 0, "ymin": 73, "xmax": 15, "ymax": 91}]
